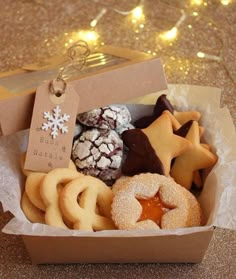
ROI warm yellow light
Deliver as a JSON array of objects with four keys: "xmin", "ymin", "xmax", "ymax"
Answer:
[
  {"xmin": 160, "ymin": 27, "xmax": 178, "ymax": 41},
  {"xmin": 191, "ymin": 0, "xmax": 203, "ymax": 5},
  {"xmin": 197, "ymin": 52, "xmax": 221, "ymax": 62},
  {"xmin": 192, "ymin": 11, "xmax": 199, "ymax": 16},
  {"xmin": 77, "ymin": 30, "xmax": 99, "ymax": 42},
  {"xmin": 221, "ymin": 0, "xmax": 231, "ymax": 5},
  {"xmin": 90, "ymin": 19, "xmax": 97, "ymax": 28},
  {"xmin": 131, "ymin": 6, "xmax": 143, "ymax": 20},
  {"xmin": 197, "ymin": 51, "xmax": 205, "ymax": 58},
  {"xmin": 90, "ymin": 8, "xmax": 107, "ymax": 28}
]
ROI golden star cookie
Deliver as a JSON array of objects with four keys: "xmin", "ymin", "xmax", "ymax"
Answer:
[
  {"xmin": 174, "ymin": 110, "xmax": 201, "ymax": 125},
  {"xmin": 142, "ymin": 112, "xmax": 193, "ymax": 175},
  {"xmin": 170, "ymin": 121, "xmax": 218, "ymax": 189},
  {"xmin": 134, "ymin": 94, "xmax": 201, "ymax": 128}
]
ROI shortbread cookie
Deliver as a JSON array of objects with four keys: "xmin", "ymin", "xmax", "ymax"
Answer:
[
  {"xmin": 111, "ymin": 173, "xmax": 202, "ymax": 230},
  {"xmin": 162, "ymin": 110, "xmax": 181, "ymax": 130},
  {"xmin": 60, "ymin": 175, "xmax": 116, "ymax": 231},
  {"xmin": 134, "ymin": 94, "xmax": 201, "ymax": 128},
  {"xmin": 72, "ymin": 128, "xmax": 123, "ymax": 183},
  {"xmin": 40, "ymin": 168, "xmax": 83, "ymax": 229},
  {"xmin": 173, "ymin": 120, "xmax": 207, "ymax": 188},
  {"xmin": 21, "ymin": 192, "xmax": 45, "ymax": 224},
  {"xmin": 122, "ymin": 112, "xmax": 192, "ymax": 176},
  {"xmin": 174, "ymin": 111, "xmax": 201, "ymax": 126},
  {"xmin": 170, "ymin": 121, "xmax": 218, "ymax": 189},
  {"xmin": 134, "ymin": 94, "xmax": 174, "ymax": 128},
  {"xmin": 25, "ymin": 173, "xmax": 46, "ymax": 211},
  {"xmin": 77, "ymin": 105, "xmax": 131, "ymax": 130}
]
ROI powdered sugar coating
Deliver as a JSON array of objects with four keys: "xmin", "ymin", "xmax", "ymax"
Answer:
[
  {"xmin": 77, "ymin": 105, "xmax": 131, "ymax": 130},
  {"xmin": 183, "ymin": 189, "xmax": 202, "ymax": 226},
  {"xmin": 115, "ymin": 122, "xmax": 135, "ymax": 136},
  {"xmin": 73, "ymin": 123, "xmax": 84, "ymax": 139},
  {"xmin": 72, "ymin": 128, "xmax": 123, "ymax": 183},
  {"xmin": 111, "ymin": 173, "xmax": 202, "ymax": 230},
  {"xmin": 112, "ymin": 176, "xmax": 130, "ymax": 194}
]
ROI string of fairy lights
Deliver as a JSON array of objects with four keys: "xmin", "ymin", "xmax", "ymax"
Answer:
[{"xmin": 61, "ymin": 0, "xmax": 235, "ymax": 84}]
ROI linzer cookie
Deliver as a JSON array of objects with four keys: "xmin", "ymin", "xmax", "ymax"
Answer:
[
  {"xmin": 122, "ymin": 112, "xmax": 192, "ymax": 176},
  {"xmin": 111, "ymin": 173, "xmax": 202, "ymax": 230},
  {"xmin": 72, "ymin": 128, "xmax": 123, "ymax": 183}
]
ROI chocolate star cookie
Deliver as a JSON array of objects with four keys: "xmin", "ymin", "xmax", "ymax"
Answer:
[
  {"xmin": 134, "ymin": 94, "xmax": 201, "ymax": 128},
  {"xmin": 122, "ymin": 112, "xmax": 192, "ymax": 176}
]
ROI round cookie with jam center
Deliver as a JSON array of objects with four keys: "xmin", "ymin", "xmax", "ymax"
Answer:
[
  {"xmin": 111, "ymin": 173, "xmax": 202, "ymax": 230},
  {"xmin": 72, "ymin": 128, "xmax": 124, "ymax": 184}
]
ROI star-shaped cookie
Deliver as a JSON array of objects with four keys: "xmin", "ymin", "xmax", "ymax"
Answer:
[
  {"xmin": 122, "ymin": 129, "xmax": 164, "ymax": 176},
  {"xmin": 134, "ymin": 94, "xmax": 201, "ymax": 128},
  {"xmin": 170, "ymin": 121, "xmax": 218, "ymax": 190},
  {"xmin": 122, "ymin": 112, "xmax": 192, "ymax": 176}
]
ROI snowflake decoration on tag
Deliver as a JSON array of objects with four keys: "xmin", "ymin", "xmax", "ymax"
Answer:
[{"xmin": 41, "ymin": 105, "xmax": 70, "ymax": 139}]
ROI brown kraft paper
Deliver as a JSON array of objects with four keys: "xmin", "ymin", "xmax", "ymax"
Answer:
[
  {"xmin": 0, "ymin": 57, "xmax": 167, "ymax": 136},
  {"xmin": 24, "ymin": 81, "xmax": 79, "ymax": 172}
]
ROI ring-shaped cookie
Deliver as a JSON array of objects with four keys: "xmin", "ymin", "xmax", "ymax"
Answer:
[
  {"xmin": 21, "ymin": 192, "xmax": 45, "ymax": 224},
  {"xmin": 25, "ymin": 173, "xmax": 46, "ymax": 211},
  {"xmin": 111, "ymin": 173, "xmax": 201, "ymax": 230},
  {"xmin": 40, "ymin": 168, "xmax": 82, "ymax": 229},
  {"xmin": 59, "ymin": 176, "xmax": 116, "ymax": 231}
]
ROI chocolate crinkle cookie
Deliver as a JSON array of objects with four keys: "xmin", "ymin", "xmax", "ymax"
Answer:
[
  {"xmin": 115, "ymin": 122, "xmax": 135, "ymax": 136},
  {"xmin": 73, "ymin": 122, "xmax": 84, "ymax": 140},
  {"xmin": 72, "ymin": 128, "xmax": 124, "ymax": 184},
  {"xmin": 77, "ymin": 105, "xmax": 131, "ymax": 130}
]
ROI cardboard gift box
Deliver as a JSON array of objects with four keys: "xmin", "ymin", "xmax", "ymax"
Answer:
[
  {"xmin": 0, "ymin": 48, "xmax": 236, "ymax": 264},
  {"xmin": 0, "ymin": 46, "xmax": 166, "ymax": 136}
]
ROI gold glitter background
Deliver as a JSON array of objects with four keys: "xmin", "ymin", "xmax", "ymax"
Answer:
[{"xmin": 0, "ymin": 0, "xmax": 236, "ymax": 277}]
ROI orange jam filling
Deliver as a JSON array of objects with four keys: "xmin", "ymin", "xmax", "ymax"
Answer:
[{"xmin": 138, "ymin": 194, "xmax": 169, "ymax": 226}]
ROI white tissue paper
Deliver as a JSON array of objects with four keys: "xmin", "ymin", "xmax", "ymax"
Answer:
[{"xmin": 1, "ymin": 84, "xmax": 236, "ymax": 238}]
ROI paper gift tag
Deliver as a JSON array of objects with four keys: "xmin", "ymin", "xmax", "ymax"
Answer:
[{"xmin": 24, "ymin": 80, "xmax": 79, "ymax": 173}]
